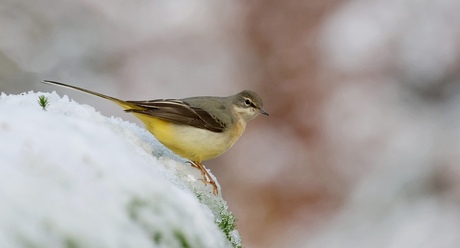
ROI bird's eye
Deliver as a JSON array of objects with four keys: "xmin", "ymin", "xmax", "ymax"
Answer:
[{"xmin": 244, "ymin": 99, "xmax": 252, "ymax": 106}]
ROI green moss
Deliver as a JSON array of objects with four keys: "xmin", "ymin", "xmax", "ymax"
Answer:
[
  {"xmin": 152, "ymin": 232, "xmax": 163, "ymax": 244},
  {"xmin": 195, "ymin": 193, "xmax": 203, "ymax": 201},
  {"xmin": 64, "ymin": 237, "xmax": 79, "ymax": 248},
  {"xmin": 218, "ymin": 211, "xmax": 236, "ymax": 236},
  {"xmin": 37, "ymin": 95, "xmax": 50, "ymax": 110},
  {"xmin": 216, "ymin": 207, "xmax": 241, "ymax": 248},
  {"xmin": 126, "ymin": 197, "xmax": 147, "ymax": 221},
  {"xmin": 174, "ymin": 230, "xmax": 191, "ymax": 248}
]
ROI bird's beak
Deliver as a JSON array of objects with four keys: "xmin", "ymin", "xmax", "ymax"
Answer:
[{"xmin": 259, "ymin": 108, "xmax": 269, "ymax": 116}]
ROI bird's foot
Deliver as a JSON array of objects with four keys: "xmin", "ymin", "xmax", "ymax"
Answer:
[{"xmin": 189, "ymin": 161, "xmax": 219, "ymax": 195}]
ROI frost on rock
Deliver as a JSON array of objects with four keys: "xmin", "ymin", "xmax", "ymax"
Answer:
[{"xmin": 0, "ymin": 91, "xmax": 241, "ymax": 248}]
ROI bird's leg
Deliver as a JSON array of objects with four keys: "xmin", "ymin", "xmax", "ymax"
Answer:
[
  {"xmin": 189, "ymin": 161, "xmax": 218, "ymax": 195},
  {"xmin": 188, "ymin": 161, "xmax": 200, "ymax": 169}
]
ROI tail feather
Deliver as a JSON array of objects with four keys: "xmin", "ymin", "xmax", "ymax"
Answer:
[{"xmin": 42, "ymin": 80, "xmax": 134, "ymax": 109}]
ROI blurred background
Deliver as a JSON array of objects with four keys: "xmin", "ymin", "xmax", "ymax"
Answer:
[{"xmin": 2, "ymin": 0, "xmax": 460, "ymax": 247}]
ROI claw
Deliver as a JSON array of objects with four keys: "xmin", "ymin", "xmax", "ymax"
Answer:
[{"xmin": 189, "ymin": 161, "xmax": 219, "ymax": 195}]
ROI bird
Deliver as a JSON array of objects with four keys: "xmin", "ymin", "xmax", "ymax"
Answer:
[{"xmin": 42, "ymin": 80, "xmax": 268, "ymax": 195}]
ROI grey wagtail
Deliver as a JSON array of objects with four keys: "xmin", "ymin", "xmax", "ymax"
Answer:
[{"xmin": 42, "ymin": 80, "xmax": 268, "ymax": 195}]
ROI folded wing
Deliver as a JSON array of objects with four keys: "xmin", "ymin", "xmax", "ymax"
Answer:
[{"xmin": 125, "ymin": 99, "xmax": 226, "ymax": 133}]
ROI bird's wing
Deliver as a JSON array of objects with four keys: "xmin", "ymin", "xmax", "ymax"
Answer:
[{"xmin": 125, "ymin": 99, "xmax": 226, "ymax": 133}]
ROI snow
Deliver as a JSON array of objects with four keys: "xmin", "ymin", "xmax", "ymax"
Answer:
[{"xmin": 0, "ymin": 91, "xmax": 240, "ymax": 248}]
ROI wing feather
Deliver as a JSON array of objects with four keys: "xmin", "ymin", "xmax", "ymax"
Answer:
[{"xmin": 125, "ymin": 99, "xmax": 226, "ymax": 133}]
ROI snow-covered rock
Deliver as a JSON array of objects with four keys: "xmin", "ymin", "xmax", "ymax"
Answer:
[{"xmin": 0, "ymin": 91, "xmax": 241, "ymax": 248}]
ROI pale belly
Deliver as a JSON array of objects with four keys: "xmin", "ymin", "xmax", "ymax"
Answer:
[{"xmin": 137, "ymin": 115, "xmax": 246, "ymax": 162}]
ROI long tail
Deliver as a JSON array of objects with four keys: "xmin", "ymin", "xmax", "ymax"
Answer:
[{"xmin": 42, "ymin": 80, "xmax": 134, "ymax": 109}]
